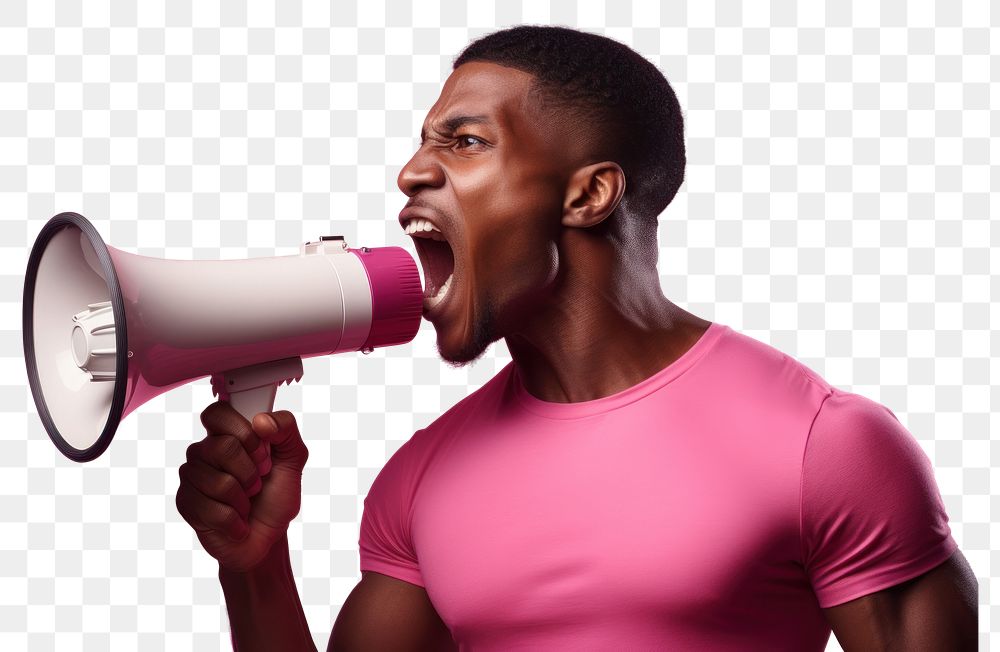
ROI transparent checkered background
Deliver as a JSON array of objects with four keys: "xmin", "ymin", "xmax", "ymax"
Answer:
[{"xmin": 0, "ymin": 0, "xmax": 994, "ymax": 650}]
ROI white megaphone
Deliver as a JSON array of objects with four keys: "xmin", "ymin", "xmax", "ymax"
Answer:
[{"xmin": 23, "ymin": 212, "xmax": 423, "ymax": 462}]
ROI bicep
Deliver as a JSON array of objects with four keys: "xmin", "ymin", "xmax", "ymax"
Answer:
[
  {"xmin": 822, "ymin": 549, "xmax": 978, "ymax": 651},
  {"xmin": 328, "ymin": 571, "xmax": 456, "ymax": 652}
]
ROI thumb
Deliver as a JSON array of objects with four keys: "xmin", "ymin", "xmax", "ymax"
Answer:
[{"xmin": 251, "ymin": 410, "xmax": 309, "ymax": 472}]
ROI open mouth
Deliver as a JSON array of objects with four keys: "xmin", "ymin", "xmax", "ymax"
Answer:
[{"xmin": 406, "ymin": 224, "xmax": 456, "ymax": 314}]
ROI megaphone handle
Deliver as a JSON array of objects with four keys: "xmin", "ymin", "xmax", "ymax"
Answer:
[
  {"xmin": 210, "ymin": 357, "xmax": 304, "ymax": 486},
  {"xmin": 209, "ymin": 356, "xmax": 304, "ymax": 422},
  {"xmin": 220, "ymin": 384, "xmax": 280, "ymax": 486},
  {"xmin": 225, "ymin": 384, "xmax": 279, "ymax": 422}
]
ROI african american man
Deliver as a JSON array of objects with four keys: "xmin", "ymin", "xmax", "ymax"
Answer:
[{"xmin": 200, "ymin": 25, "xmax": 978, "ymax": 652}]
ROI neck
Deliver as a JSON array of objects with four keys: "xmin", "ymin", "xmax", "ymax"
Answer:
[{"xmin": 504, "ymin": 228, "xmax": 711, "ymax": 404}]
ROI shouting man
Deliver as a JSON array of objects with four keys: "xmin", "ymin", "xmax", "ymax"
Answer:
[{"xmin": 180, "ymin": 25, "xmax": 978, "ymax": 651}]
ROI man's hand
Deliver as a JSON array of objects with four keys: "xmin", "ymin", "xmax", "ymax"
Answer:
[{"xmin": 176, "ymin": 401, "xmax": 309, "ymax": 572}]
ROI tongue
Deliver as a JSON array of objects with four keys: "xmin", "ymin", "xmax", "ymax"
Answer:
[{"xmin": 420, "ymin": 239, "xmax": 455, "ymax": 298}]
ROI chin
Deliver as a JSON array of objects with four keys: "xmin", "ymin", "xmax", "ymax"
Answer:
[
  {"xmin": 436, "ymin": 329, "xmax": 492, "ymax": 369},
  {"xmin": 434, "ymin": 299, "xmax": 498, "ymax": 369}
]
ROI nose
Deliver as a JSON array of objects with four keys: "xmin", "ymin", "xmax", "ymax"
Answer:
[{"xmin": 397, "ymin": 145, "xmax": 445, "ymax": 197}]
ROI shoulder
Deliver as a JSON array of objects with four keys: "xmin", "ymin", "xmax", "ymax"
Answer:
[
  {"xmin": 800, "ymin": 389, "xmax": 957, "ymax": 607},
  {"xmin": 693, "ymin": 326, "xmax": 833, "ymax": 426},
  {"xmin": 705, "ymin": 326, "xmax": 831, "ymax": 391},
  {"xmin": 800, "ymin": 388, "xmax": 946, "ymax": 522},
  {"xmin": 804, "ymin": 389, "xmax": 927, "ymax": 477},
  {"xmin": 800, "ymin": 390, "xmax": 949, "ymax": 548}
]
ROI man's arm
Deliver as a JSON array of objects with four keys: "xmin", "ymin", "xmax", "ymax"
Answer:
[
  {"xmin": 328, "ymin": 570, "xmax": 456, "ymax": 652},
  {"xmin": 219, "ymin": 537, "xmax": 456, "ymax": 652},
  {"xmin": 822, "ymin": 549, "xmax": 978, "ymax": 651},
  {"xmin": 218, "ymin": 533, "xmax": 318, "ymax": 652}
]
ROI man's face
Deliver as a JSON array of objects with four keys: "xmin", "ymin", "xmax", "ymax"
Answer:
[{"xmin": 397, "ymin": 62, "xmax": 576, "ymax": 366}]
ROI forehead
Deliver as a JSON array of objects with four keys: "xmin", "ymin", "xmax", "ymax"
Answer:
[{"xmin": 422, "ymin": 61, "xmax": 540, "ymax": 136}]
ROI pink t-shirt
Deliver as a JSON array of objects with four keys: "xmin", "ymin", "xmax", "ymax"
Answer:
[{"xmin": 359, "ymin": 322, "xmax": 957, "ymax": 650}]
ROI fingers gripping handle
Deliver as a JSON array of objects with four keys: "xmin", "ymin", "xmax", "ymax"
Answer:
[
  {"xmin": 210, "ymin": 356, "xmax": 304, "ymax": 421},
  {"xmin": 209, "ymin": 357, "xmax": 302, "ymax": 497}
]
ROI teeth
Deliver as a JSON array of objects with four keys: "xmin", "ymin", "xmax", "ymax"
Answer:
[
  {"xmin": 404, "ymin": 218, "xmax": 441, "ymax": 236},
  {"xmin": 424, "ymin": 272, "xmax": 453, "ymax": 310}
]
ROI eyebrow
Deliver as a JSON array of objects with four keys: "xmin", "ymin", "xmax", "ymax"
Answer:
[{"xmin": 420, "ymin": 114, "xmax": 492, "ymax": 143}]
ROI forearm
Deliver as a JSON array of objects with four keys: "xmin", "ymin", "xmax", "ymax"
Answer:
[{"xmin": 218, "ymin": 534, "xmax": 318, "ymax": 652}]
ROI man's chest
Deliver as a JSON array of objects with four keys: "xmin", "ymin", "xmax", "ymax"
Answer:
[{"xmin": 409, "ymin": 427, "xmax": 804, "ymax": 634}]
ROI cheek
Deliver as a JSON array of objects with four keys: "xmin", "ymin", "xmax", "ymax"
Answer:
[
  {"xmin": 450, "ymin": 154, "xmax": 563, "ymax": 297},
  {"xmin": 456, "ymin": 161, "xmax": 562, "ymax": 241},
  {"xmin": 468, "ymin": 214, "xmax": 559, "ymax": 307}
]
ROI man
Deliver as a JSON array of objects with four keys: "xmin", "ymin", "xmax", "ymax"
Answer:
[{"xmin": 178, "ymin": 25, "xmax": 978, "ymax": 651}]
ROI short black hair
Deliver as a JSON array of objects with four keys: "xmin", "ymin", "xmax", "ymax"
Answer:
[{"xmin": 454, "ymin": 25, "xmax": 685, "ymax": 230}]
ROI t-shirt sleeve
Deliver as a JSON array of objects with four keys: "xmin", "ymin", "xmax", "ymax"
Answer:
[
  {"xmin": 800, "ymin": 390, "xmax": 958, "ymax": 608},
  {"xmin": 358, "ymin": 436, "xmax": 425, "ymax": 587}
]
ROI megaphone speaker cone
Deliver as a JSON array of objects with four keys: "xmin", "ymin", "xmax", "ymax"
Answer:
[{"xmin": 23, "ymin": 212, "xmax": 129, "ymax": 462}]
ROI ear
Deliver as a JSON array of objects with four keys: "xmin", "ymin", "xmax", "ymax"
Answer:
[{"xmin": 561, "ymin": 161, "xmax": 626, "ymax": 229}]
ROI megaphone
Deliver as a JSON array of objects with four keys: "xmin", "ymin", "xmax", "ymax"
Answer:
[{"xmin": 23, "ymin": 212, "xmax": 422, "ymax": 463}]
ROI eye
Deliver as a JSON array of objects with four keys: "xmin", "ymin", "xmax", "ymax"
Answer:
[{"xmin": 455, "ymin": 134, "xmax": 485, "ymax": 149}]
